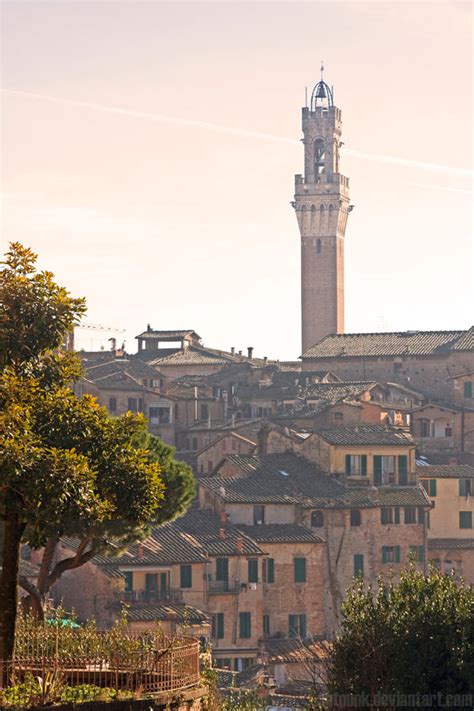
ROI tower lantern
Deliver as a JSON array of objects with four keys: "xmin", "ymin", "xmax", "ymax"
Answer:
[{"xmin": 294, "ymin": 67, "xmax": 351, "ymax": 354}]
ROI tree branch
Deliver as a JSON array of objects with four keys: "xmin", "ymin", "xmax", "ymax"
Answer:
[{"xmin": 46, "ymin": 543, "xmax": 98, "ymax": 590}]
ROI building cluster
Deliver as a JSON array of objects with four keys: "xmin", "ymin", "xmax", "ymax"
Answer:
[
  {"xmin": 42, "ymin": 322, "xmax": 473, "ymax": 692},
  {"xmin": 25, "ymin": 71, "xmax": 473, "ymax": 702}
]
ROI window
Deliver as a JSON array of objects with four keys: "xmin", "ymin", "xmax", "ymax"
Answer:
[
  {"xmin": 445, "ymin": 426, "xmax": 452, "ymax": 437},
  {"xmin": 263, "ymin": 615, "xmax": 270, "ymax": 637},
  {"xmin": 239, "ymin": 612, "xmax": 251, "ymax": 639},
  {"xmin": 421, "ymin": 479, "xmax": 437, "ymax": 497},
  {"xmin": 381, "ymin": 508, "xmax": 393, "ymax": 525},
  {"xmin": 174, "ymin": 404, "xmax": 179, "ymax": 418},
  {"xmin": 409, "ymin": 545, "xmax": 425, "ymax": 562},
  {"xmin": 289, "ymin": 614, "xmax": 307, "ymax": 639},
  {"xmin": 216, "ymin": 558, "xmax": 229, "ymax": 581},
  {"xmin": 200, "ymin": 403, "xmax": 209, "ymax": 421},
  {"xmin": 145, "ymin": 573, "xmax": 158, "ymax": 593},
  {"xmin": 149, "ymin": 407, "xmax": 170, "ymax": 424},
  {"xmin": 294, "ymin": 558, "xmax": 306, "ymax": 583},
  {"xmin": 123, "ymin": 571, "xmax": 133, "ymax": 592},
  {"xmin": 248, "ymin": 559, "xmax": 258, "ymax": 583},
  {"xmin": 459, "ymin": 512, "xmax": 472, "ymax": 529},
  {"xmin": 127, "ymin": 397, "xmax": 143, "ymax": 413},
  {"xmin": 350, "ymin": 509, "xmax": 361, "ymax": 526},
  {"xmin": 354, "ymin": 554, "xmax": 364, "ymax": 577},
  {"xmin": 373, "ymin": 456, "xmax": 395, "ymax": 485},
  {"xmin": 418, "ymin": 507, "xmax": 425, "ymax": 525},
  {"xmin": 192, "ymin": 437, "xmax": 198, "ymax": 450},
  {"xmin": 459, "ymin": 479, "xmax": 472, "ymax": 497},
  {"xmin": 382, "ymin": 546, "xmax": 401, "ymax": 564},
  {"xmin": 262, "ymin": 558, "xmax": 274, "ymax": 583},
  {"xmin": 345, "ymin": 454, "xmax": 367, "ymax": 476},
  {"xmin": 316, "ymin": 238, "xmax": 322, "ymax": 254},
  {"xmin": 464, "ymin": 381, "xmax": 473, "ymax": 399},
  {"xmin": 109, "ymin": 397, "xmax": 117, "ymax": 412},
  {"xmin": 404, "ymin": 507, "xmax": 417, "ymax": 524},
  {"xmin": 180, "ymin": 565, "xmax": 192, "ymax": 589},
  {"xmin": 212, "ymin": 613, "xmax": 224, "ymax": 639},
  {"xmin": 311, "ymin": 511, "xmax": 324, "ymax": 528},
  {"xmin": 253, "ymin": 505, "xmax": 265, "ymax": 525},
  {"xmin": 398, "ymin": 456, "xmax": 408, "ymax": 485},
  {"xmin": 420, "ymin": 419, "xmax": 431, "ymax": 438},
  {"xmin": 314, "ymin": 138, "xmax": 325, "ymax": 178}
]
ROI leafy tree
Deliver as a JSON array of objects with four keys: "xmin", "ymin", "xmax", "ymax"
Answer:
[
  {"xmin": 0, "ymin": 244, "xmax": 194, "ymax": 659},
  {"xmin": 326, "ymin": 565, "xmax": 474, "ymax": 701}
]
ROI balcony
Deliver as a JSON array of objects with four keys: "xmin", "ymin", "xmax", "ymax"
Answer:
[
  {"xmin": 208, "ymin": 580, "xmax": 240, "ymax": 595},
  {"xmin": 114, "ymin": 589, "xmax": 183, "ymax": 604}
]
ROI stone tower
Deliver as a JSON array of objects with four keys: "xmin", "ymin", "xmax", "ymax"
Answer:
[{"xmin": 293, "ymin": 68, "xmax": 351, "ymax": 354}]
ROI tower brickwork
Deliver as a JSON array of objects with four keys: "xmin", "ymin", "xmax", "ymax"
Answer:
[{"xmin": 294, "ymin": 73, "xmax": 351, "ymax": 354}]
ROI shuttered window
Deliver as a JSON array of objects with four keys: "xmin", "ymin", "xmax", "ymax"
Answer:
[
  {"xmin": 239, "ymin": 612, "xmax": 251, "ymax": 639},
  {"xmin": 398, "ymin": 456, "xmax": 408, "ymax": 484},
  {"xmin": 248, "ymin": 559, "xmax": 258, "ymax": 583},
  {"xmin": 216, "ymin": 558, "xmax": 229, "ymax": 581},
  {"xmin": 459, "ymin": 479, "xmax": 472, "ymax": 496},
  {"xmin": 294, "ymin": 558, "xmax": 306, "ymax": 583},
  {"xmin": 263, "ymin": 558, "xmax": 275, "ymax": 584},
  {"xmin": 123, "ymin": 571, "xmax": 133, "ymax": 592},
  {"xmin": 289, "ymin": 614, "xmax": 307, "ymax": 639},
  {"xmin": 464, "ymin": 381, "xmax": 472, "ymax": 398},
  {"xmin": 263, "ymin": 615, "xmax": 270, "ymax": 636},
  {"xmin": 382, "ymin": 546, "xmax": 401, "ymax": 564},
  {"xmin": 459, "ymin": 512, "xmax": 472, "ymax": 529},
  {"xmin": 212, "ymin": 613, "xmax": 224, "ymax": 639},
  {"xmin": 180, "ymin": 565, "xmax": 192, "ymax": 588},
  {"xmin": 354, "ymin": 554, "xmax": 364, "ymax": 577}
]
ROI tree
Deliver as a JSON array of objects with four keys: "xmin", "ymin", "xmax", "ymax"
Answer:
[
  {"xmin": 326, "ymin": 565, "xmax": 474, "ymax": 703},
  {"xmin": 0, "ymin": 244, "xmax": 194, "ymax": 659}
]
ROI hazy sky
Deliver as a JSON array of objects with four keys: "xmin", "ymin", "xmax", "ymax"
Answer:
[{"xmin": 1, "ymin": 0, "xmax": 472, "ymax": 359}]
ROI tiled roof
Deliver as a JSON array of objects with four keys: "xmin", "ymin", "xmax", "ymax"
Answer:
[
  {"xmin": 264, "ymin": 638, "xmax": 329, "ymax": 664},
  {"xmin": 315, "ymin": 424, "xmax": 414, "ymax": 446},
  {"xmin": 197, "ymin": 432, "xmax": 256, "ymax": 457},
  {"xmin": 416, "ymin": 465, "xmax": 474, "ymax": 479},
  {"xmin": 183, "ymin": 418, "xmax": 261, "ymax": 434},
  {"xmin": 135, "ymin": 329, "xmax": 201, "ymax": 341},
  {"xmin": 86, "ymin": 358, "xmax": 160, "ymax": 380},
  {"xmin": 172, "ymin": 508, "xmax": 264, "ymax": 557},
  {"xmin": 236, "ymin": 524, "xmax": 324, "ymax": 544},
  {"xmin": 202, "ymin": 454, "xmax": 428, "ymax": 509},
  {"xmin": 149, "ymin": 346, "xmax": 234, "ymax": 367},
  {"xmin": 302, "ymin": 381, "xmax": 378, "ymax": 402},
  {"xmin": 124, "ymin": 602, "xmax": 210, "ymax": 624},
  {"xmin": 302, "ymin": 329, "xmax": 473, "ymax": 359},
  {"xmin": 86, "ymin": 370, "xmax": 145, "ymax": 392},
  {"xmin": 428, "ymin": 538, "xmax": 474, "ymax": 551}
]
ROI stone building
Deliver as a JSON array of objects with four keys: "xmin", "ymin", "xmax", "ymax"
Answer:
[
  {"xmin": 301, "ymin": 328, "xmax": 474, "ymax": 401},
  {"xmin": 416, "ymin": 464, "xmax": 474, "ymax": 583},
  {"xmin": 292, "ymin": 67, "xmax": 351, "ymax": 353}
]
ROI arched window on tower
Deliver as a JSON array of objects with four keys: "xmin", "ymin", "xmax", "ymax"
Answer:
[
  {"xmin": 328, "ymin": 203, "xmax": 334, "ymax": 211},
  {"xmin": 314, "ymin": 139, "xmax": 325, "ymax": 182},
  {"xmin": 311, "ymin": 204, "xmax": 316, "ymax": 213},
  {"xmin": 316, "ymin": 239, "xmax": 321, "ymax": 254}
]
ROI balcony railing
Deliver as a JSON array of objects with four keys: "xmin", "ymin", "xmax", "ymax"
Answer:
[
  {"xmin": 114, "ymin": 589, "xmax": 183, "ymax": 604},
  {"xmin": 208, "ymin": 580, "xmax": 240, "ymax": 595}
]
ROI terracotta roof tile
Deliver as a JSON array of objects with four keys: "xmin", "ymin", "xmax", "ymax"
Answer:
[
  {"xmin": 428, "ymin": 538, "xmax": 474, "ymax": 550},
  {"xmin": 124, "ymin": 602, "xmax": 209, "ymax": 624},
  {"xmin": 236, "ymin": 524, "xmax": 324, "ymax": 544},
  {"xmin": 315, "ymin": 424, "xmax": 414, "ymax": 446},
  {"xmin": 416, "ymin": 465, "xmax": 474, "ymax": 479}
]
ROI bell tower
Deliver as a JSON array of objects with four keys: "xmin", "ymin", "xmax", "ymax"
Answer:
[{"xmin": 293, "ymin": 66, "xmax": 351, "ymax": 354}]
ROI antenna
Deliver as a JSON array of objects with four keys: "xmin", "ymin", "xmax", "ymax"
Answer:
[
  {"xmin": 320, "ymin": 60, "xmax": 324, "ymax": 81},
  {"xmin": 305, "ymin": 86, "xmax": 308, "ymax": 107}
]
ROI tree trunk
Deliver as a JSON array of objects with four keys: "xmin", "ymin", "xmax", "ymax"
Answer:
[{"xmin": 0, "ymin": 493, "xmax": 26, "ymax": 660}]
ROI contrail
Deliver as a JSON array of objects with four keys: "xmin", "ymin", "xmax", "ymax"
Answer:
[
  {"xmin": 408, "ymin": 182, "xmax": 473, "ymax": 195},
  {"xmin": 3, "ymin": 88, "xmax": 472, "ymax": 178}
]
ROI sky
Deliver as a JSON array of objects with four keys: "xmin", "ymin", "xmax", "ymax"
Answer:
[{"xmin": 1, "ymin": 0, "xmax": 472, "ymax": 360}]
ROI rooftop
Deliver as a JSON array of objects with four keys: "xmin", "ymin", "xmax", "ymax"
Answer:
[
  {"xmin": 135, "ymin": 329, "xmax": 201, "ymax": 341},
  {"xmin": 315, "ymin": 424, "xmax": 415, "ymax": 446},
  {"xmin": 236, "ymin": 524, "xmax": 324, "ymax": 544},
  {"xmin": 124, "ymin": 602, "xmax": 209, "ymax": 624},
  {"xmin": 428, "ymin": 538, "xmax": 474, "ymax": 551},
  {"xmin": 302, "ymin": 329, "xmax": 474, "ymax": 359},
  {"xmin": 301, "ymin": 381, "xmax": 378, "ymax": 402},
  {"xmin": 416, "ymin": 464, "xmax": 474, "ymax": 479}
]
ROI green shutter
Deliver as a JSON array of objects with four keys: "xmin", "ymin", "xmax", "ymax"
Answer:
[
  {"xmin": 398, "ymin": 456, "xmax": 408, "ymax": 484},
  {"xmin": 429, "ymin": 479, "xmax": 437, "ymax": 497},
  {"xmin": 459, "ymin": 479, "xmax": 467, "ymax": 496},
  {"xmin": 418, "ymin": 546, "xmax": 425, "ymax": 562},
  {"xmin": 160, "ymin": 572, "xmax": 168, "ymax": 594},
  {"xmin": 263, "ymin": 615, "xmax": 270, "ymax": 636},
  {"xmin": 267, "ymin": 558, "xmax": 275, "ymax": 583},
  {"xmin": 216, "ymin": 558, "xmax": 229, "ymax": 581},
  {"xmin": 300, "ymin": 614, "xmax": 307, "ymax": 639},
  {"xmin": 374, "ymin": 456, "xmax": 382, "ymax": 483},
  {"xmin": 463, "ymin": 381, "xmax": 472, "ymax": 398},
  {"xmin": 354, "ymin": 554, "xmax": 364, "ymax": 577},
  {"xmin": 239, "ymin": 612, "xmax": 251, "ymax": 639},
  {"xmin": 460, "ymin": 512, "xmax": 472, "ymax": 529},
  {"xmin": 394, "ymin": 507, "xmax": 400, "ymax": 524},
  {"xmin": 345, "ymin": 454, "xmax": 351, "ymax": 474},
  {"xmin": 395, "ymin": 546, "xmax": 401, "ymax": 563},
  {"xmin": 180, "ymin": 565, "xmax": 192, "ymax": 588},
  {"xmin": 289, "ymin": 615, "xmax": 298, "ymax": 638},
  {"xmin": 382, "ymin": 547, "xmax": 388, "ymax": 564},
  {"xmin": 145, "ymin": 573, "xmax": 157, "ymax": 592},
  {"xmin": 417, "ymin": 507, "xmax": 424, "ymax": 524},
  {"xmin": 123, "ymin": 571, "xmax": 133, "ymax": 592},
  {"xmin": 294, "ymin": 557, "xmax": 306, "ymax": 583},
  {"xmin": 217, "ymin": 613, "xmax": 224, "ymax": 639},
  {"xmin": 361, "ymin": 455, "xmax": 367, "ymax": 476},
  {"xmin": 248, "ymin": 559, "xmax": 258, "ymax": 583}
]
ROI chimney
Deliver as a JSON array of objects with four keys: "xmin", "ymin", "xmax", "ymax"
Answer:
[
  {"xmin": 263, "ymin": 356, "xmax": 268, "ymax": 364},
  {"xmin": 238, "ymin": 350, "xmax": 242, "ymax": 356},
  {"xmin": 231, "ymin": 347, "xmax": 235, "ymax": 356},
  {"xmin": 247, "ymin": 347, "xmax": 253, "ymax": 359},
  {"xmin": 137, "ymin": 544, "xmax": 144, "ymax": 559},
  {"xmin": 235, "ymin": 537, "xmax": 244, "ymax": 554},
  {"xmin": 219, "ymin": 528, "xmax": 226, "ymax": 540},
  {"xmin": 147, "ymin": 324, "xmax": 151, "ymax": 332},
  {"xmin": 220, "ymin": 510, "xmax": 227, "ymax": 525}
]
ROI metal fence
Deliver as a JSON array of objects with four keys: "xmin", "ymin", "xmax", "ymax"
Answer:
[{"xmin": 0, "ymin": 637, "xmax": 200, "ymax": 702}]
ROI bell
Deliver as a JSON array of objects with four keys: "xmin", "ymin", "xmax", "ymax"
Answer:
[{"xmin": 316, "ymin": 82, "xmax": 327, "ymax": 99}]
